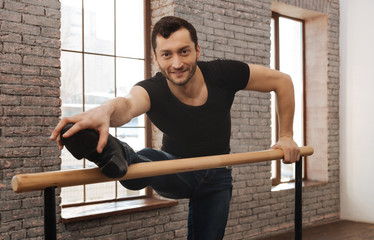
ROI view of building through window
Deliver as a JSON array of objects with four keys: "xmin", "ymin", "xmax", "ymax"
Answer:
[
  {"xmin": 270, "ymin": 14, "xmax": 305, "ymax": 185},
  {"xmin": 60, "ymin": 0, "xmax": 146, "ymax": 205}
]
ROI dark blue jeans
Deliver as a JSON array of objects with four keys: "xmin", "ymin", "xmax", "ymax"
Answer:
[{"xmin": 119, "ymin": 143, "xmax": 233, "ymax": 240}]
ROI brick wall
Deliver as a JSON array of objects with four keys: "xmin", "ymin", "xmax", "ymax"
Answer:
[
  {"xmin": 0, "ymin": 0, "xmax": 340, "ymax": 239},
  {"xmin": 0, "ymin": 0, "xmax": 61, "ymax": 239}
]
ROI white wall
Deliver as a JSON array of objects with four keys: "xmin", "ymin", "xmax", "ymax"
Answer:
[{"xmin": 340, "ymin": 0, "xmax": 374, "ymax": 223}]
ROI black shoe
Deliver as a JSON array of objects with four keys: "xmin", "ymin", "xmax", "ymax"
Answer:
[{"xmin": 60, "ymin": 123, "xmax": 128, "ymax": 179}]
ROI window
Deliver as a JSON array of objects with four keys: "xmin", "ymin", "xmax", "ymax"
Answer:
[
  {"xmin": 270, "ymin": 12, "xmax": 306, "ymax": 185},
  {"xmin": 60, "ymin": 0, "xmax": 149, "ymax": 205}
]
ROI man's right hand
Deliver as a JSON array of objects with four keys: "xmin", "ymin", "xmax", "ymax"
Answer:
[
  {"xmin": 50, "ymin": 86, "xmax": 151, "ymax": 153},
  {"xmin": 50, "ymin": 104, "xmax": 113, "ymax": 153}
]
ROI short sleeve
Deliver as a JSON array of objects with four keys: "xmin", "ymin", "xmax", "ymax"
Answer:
[{"xmin": 200, "ymin": 60, "xmax": 250, "ymax": 92}]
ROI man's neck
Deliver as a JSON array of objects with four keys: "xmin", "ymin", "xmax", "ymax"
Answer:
[{"xmin": 167, "ymin": 66, "xmax": 207, "ymax": 106}]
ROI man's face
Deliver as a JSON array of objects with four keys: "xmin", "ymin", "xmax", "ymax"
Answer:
[{"xmin": 154, "ymin": 28, "xmax": 201, "ymax": 86}]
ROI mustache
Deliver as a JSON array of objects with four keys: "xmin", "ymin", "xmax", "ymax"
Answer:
[{"xmin": 170, "ymin": 67, "xmax": 189, "ymax": 73}]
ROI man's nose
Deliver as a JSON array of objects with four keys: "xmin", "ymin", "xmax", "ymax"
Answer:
[{"xmin": 172, "ymin": 56, "xmax": 183, "ymax": 69}]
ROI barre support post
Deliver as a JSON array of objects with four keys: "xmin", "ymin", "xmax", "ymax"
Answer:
[
  {"xmin": 44, "ymin": 187, "xmax": 57, "ymax": 240},
  {"xmin": 295, "ymin": 156, "xmax": 303, "ymax": 240}
]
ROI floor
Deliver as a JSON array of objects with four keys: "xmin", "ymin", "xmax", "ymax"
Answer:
[{"xmin": 257, "ymin": 220, "xmax": 374, "ymax": 240}]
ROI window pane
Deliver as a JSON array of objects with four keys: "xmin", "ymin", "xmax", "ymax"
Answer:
[
  {"xmin": 279, "ymin": 17, "xmax": 303, "ymax": 146},
  {"xmin": 61, "ymin": 51, "xmax": 83, "ymax": 111},
  {"xmin": 116, "ymin": 58, "xmax": 145, "ymax": 96},
  {"xmin": 116, "ymin": 0, "xmax": 144, "ymax": 58},
  {"xmin": 117, "ymin": 127, "xmax": 145, "ymax": 151},
  {"xmin": 84, "ymin": 0, "xmax": 114, "ymax": 54},
  {"xmin": 84, "ymin": 54, "xmax": 115, "ymax": 111},
  {"xmin": 86, "ymin": 182, "xmax": 116, "ymax": 202},
  {"xmin": 270, "ymin": 18, "xmax": 277, "ymax": 147},
  {"xmin": 61, "ymin": 185, "xmax": 84, "ymax": 205},
  {"xmin": 278, "ymin": 17, "xmax": 304, "ymax": 182},
  {"xmin": 61, "ymin": 48, "xmax": 85, "ymax": 204},
  {"xmin": 271, "ymin": 91, "xmax": 277, "ymax": 179},
  {"xmin": 270, "ymin": 18, "xmax": 277, "ymax": 179},
  {"xmin": 60, "ymin": 51, "xmax": 84, "ymax": 173},
  {"xmin": 281, "ymin": 163, "xmax": 294, "ymax": 182},
  {"xmin": 270, "ymin": 18, "xmax": 275, "ymax": 70},
  {"xmin": 61, "ymin": 0, "xmax": 82, "ymax": 51},
  {"xmin": 117, "ymin": 186, "xmax": 146, "ymax": 198}
]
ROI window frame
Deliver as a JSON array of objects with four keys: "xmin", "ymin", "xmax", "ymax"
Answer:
[
  {"xmin": 60, "ymin": 0, "xmax": 154, "ymax": 210},
  {"xmin": 271, "ymin": 12, "xmax": 307, "ymax": 186}
]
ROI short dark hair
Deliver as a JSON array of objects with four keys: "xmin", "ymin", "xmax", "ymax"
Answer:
[{"xmin": 151, "ymin": 16, "xmax": 198, "ymax": 54}]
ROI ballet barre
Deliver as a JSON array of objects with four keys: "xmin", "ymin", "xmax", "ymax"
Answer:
[{"xmin": 12, "ymin": 146, "xmax": 314, "ymax": 240}]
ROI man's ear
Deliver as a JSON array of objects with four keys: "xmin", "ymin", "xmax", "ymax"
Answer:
[
  {"xmin": 196, "ymin": 44, "xmax": 201, "ymax": 62},
  {"xmin": 153, "ymin": 53, "xmax": 160, "ymax": 69}
]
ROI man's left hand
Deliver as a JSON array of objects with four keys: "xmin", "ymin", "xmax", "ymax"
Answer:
[{"xmin": 271, "ymin": 136, "xmax": 300, "ymax": 164}]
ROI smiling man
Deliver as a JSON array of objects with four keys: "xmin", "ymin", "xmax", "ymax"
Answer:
[
  {"xmin": 155, "ymin": 29, "xmax": 200, "ymax": 86},
  {"xmin": 51, "ymin": 16, "xmax": 300, "ymax": 240}
]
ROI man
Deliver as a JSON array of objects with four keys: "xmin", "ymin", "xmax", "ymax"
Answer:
[{"xmin": 51, "ymin": 16, "xmax": 300, "ymax": 240}]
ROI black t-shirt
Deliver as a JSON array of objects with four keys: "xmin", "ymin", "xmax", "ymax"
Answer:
[{"xmin": 135, "ymin": 60, "xmax": 250, "ymax": 158}]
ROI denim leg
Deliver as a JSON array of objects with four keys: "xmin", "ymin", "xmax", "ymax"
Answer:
[
  {"xmin": 118, "ymin": 141, "xmax": 233, "ymax": 239},
  {"xmin": 119, "ymin": 144, "xmax": 196, "ymax": 198},
  {"xmin": 187, "ymin": 187, "xmax": 232, "ymax": 240},
  {"xmin": 187, "ymin": 168, "xmax": 233, "ymax": 240},
  {"xmin": 119, "ymin": 146, "xmax": 173, "ymax": 191}
]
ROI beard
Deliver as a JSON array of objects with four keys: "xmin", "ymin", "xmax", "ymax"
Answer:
[{"xmin": 160, "ymin": 59, "xmax": 198, "ymax": 86}]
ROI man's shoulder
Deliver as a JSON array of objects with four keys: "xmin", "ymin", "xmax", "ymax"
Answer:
[
  {"xmin": 135, "ymin": 73, "xmax": 168, "ymax": 101},
  {"xmin": 199, "ymin": 59, "xmax": 250, "ymax": 91},
  {"xmin": 136, "ymin": 72, "xmax": 165, "ymax": 87},
  {"xmin": 198, "ymin": 59, "xmax": 247, "ymax": 70}
]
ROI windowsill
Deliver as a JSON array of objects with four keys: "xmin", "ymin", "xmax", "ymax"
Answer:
[
  {"xmin": 271, "ymin": 180, "xmax": 327, "ymax": 192},
  {"xmin": 61, "ymin": 197, "xmax": 178, "ymax": 223}
]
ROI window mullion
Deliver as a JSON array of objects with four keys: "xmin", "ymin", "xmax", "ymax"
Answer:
[{"xmin": 81, "ymin": 0, "xmax": 88, "ymax": 203}]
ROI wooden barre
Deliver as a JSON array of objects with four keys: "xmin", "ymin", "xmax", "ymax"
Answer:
[{"xmin": 12, "ymin": 146, "xmax": 313, "ymax": 193}]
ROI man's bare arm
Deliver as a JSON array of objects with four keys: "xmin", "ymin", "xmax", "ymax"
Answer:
[
  {"xmin": 245, "ymin": 64, "xmax": 300, "ymax": 163},
  {"xmin": 107, "ymin": 86, "xmax": 151, "ymax": 127},
  {"xmin": 50, "ymin": 86, "xmax": 150, "ymax": 153}
]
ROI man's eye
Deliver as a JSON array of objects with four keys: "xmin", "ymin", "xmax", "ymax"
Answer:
[
  {"xmin": 181, "ymin": 50, "xmax": 190, "ymax": 55},
  {"xmin": 162, "ymin": 53, "xmax": 169, "ymax": 57}
]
